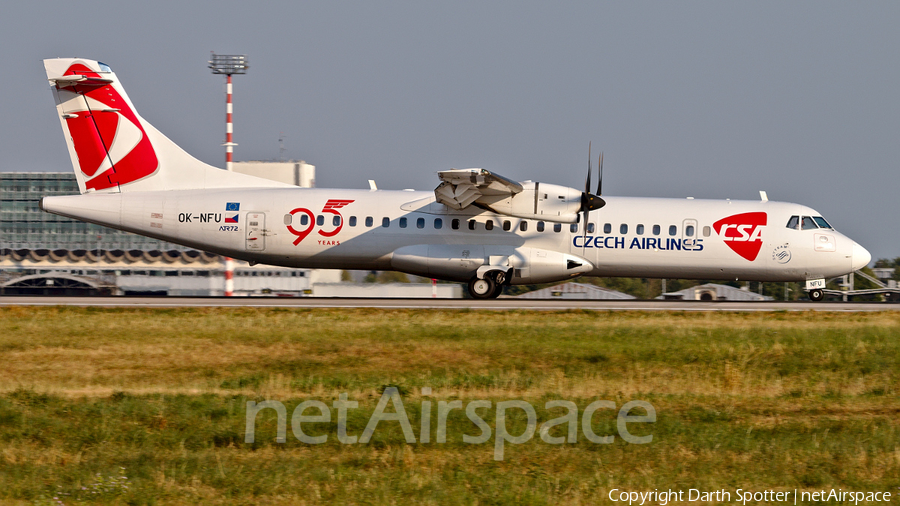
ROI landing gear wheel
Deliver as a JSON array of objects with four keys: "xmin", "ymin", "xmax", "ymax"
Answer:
[
  {"xmin": 489, "ymin": 281, "xmax": 504, "ymax": 298},
  {"xmin": 468, "ymin": 277, "xmax": 496, "ymax": 299},
  {"xmin": 809, "ymin": 289, "xmax": 824, "ymax": 302}
]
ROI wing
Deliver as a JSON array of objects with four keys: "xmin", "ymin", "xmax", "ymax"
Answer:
[{"xmin": 434, "ymin": 168, "xmax": 524, "ymax": 210}]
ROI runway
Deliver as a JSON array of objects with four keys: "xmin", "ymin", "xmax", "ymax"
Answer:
[{"xmin": 0, "ymin": 296, "xmax": 896, "ymax": 311}]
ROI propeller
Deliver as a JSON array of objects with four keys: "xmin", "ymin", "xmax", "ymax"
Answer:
[{"xmin": 580, "ymin": 144, "xmax": 605, "ymax": 253}]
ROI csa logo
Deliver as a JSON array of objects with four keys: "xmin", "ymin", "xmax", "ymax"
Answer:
[
  {"xmin": 286, "ymin": 199, "xmax": 354, "ymax": 245},
  {"xmin": 713, "ymin": 212, "xmax": 767, "ymax": 261},
  {"xmin": 61, "ymin": 64, "xmax": 158, "ymax": 191},
  {"xmin": 772, "ymin": 244, "xmax": 791, "ymax": 264}
]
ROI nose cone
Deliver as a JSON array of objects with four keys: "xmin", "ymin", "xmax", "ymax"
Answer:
[{"xmin": 851, "ymin": 242, "xmax": 871, "ymax": 271}]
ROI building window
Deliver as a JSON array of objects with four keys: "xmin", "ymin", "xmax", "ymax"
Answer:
[
  {"xmin": 417, "ymin": 217, "xmax": 425, "ymax": 229},
  {"xmin": 434, "ymin": 218, "xmax": 443, "ymax": 229}
]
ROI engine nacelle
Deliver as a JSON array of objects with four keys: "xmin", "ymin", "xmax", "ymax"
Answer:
[
  {"xmin": 478, "ymin": 182, "xmax": 583, "ymax": 224},
  {"xmin": 390, "ymin": 244, "xmax": 593, "ymax": 284}
]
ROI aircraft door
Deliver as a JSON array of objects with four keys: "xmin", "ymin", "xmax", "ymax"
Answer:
[
  {"xmin": 682, "ymin": 219, "xmax": 698, "ymax": 249},
  {"xmin": 246, "ymin": 212, "xmax": 266, "ymax": 251}
]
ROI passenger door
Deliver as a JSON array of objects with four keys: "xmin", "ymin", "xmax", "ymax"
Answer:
[{"xmin": 246, "ymin": 212, "xmax": 266, "ymax": 251}]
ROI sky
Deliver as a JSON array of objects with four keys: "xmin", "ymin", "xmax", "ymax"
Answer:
[{"xmin": 2, "ymin": 1, "xmax": 898, "ymax": 259}]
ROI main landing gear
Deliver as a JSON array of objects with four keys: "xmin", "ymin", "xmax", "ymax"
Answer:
[
  {"xmin": 808, "ymin": 289, "xmax": 824, "ymax": 302},
  {"xmin": 468, "ymin": 271, "xmax": 506, "ymax": 299}
]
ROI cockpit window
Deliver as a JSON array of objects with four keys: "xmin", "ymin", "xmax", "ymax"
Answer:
[
  {"xmin": 813, "ymin": 216, "xmax": 833, "ymax": 229},
  {"xmin": 786, "ymin": 216, "xmax": 799, "ymax": 229},
  {"xmin": 98, "ymin": 62, "xmax": 112, "ymax": 73},
  {"xmin": 801, "ymin": 216, "xmax": 818, "ymax": 230}
]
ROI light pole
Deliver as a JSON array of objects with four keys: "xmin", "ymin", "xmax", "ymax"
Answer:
[{"xmin": 209, "ymin": 53, "xmax": 248, "ymax": 296}]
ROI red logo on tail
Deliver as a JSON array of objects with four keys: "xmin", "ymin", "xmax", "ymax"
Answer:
[
  {"xmin": 61, "ymin": 64, "xmax": 158, "ymax": 190},
  {"xmin": 713, "ymin": 212, "xmax": 767, "ymax": 261}
]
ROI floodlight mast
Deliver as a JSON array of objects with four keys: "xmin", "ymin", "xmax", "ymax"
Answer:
[
  {"xmin": 208, "ymin": 53, "xmax": 249, "ymax": 173},
  {"xmin": 209, "ymin": 53, "xmax": 248, "ymax": 297}
]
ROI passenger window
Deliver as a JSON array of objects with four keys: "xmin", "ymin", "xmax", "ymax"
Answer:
[
  {"xmin": 503, "ymin": 220, "xmax": 511, "ymax": 231},
  {"xmin": 603, "ymin": 223, "xmax": 611, "ymax": 234},
  {"xmin": 520, "ymin": 221, "xmax": 528, "ymax": 232},
  {"xmin": 537, "ymin": 221, "xmax": 545, "ymax": 232},
  {"xmin": 485, "ymin": 220, "xmax": 494, "ymax": 231},
  {"xmin": 348, "ymin": 216, "xmax": 357, "ymax": 227},
  {"xmin": 316, "ymin": 215, "xmax": 324, "ymax": 226},
  {"xmin": 786, "ymin": 216, "xmax": 799, "ymax": 229},
  {"xmin": 653, "ymin": 224, "xmax": 660, "ymax": 235},
  {"xmin": 636, "ymin": 224, "xmax": 644, "ymax": 235},
  {"xmin": 702, "ymin": 226, "xmax": 711, "ymax": 237},
  {"xmin": 669, "ymin": 225, "xmax": 677, "ymax": 236},
  {"xmin": 587, "ymin": 223, "xmax": 595, "ymax": 233},
  {"xmin": 570, "ymin": 224, "xmax": 578, "ymax": 233},
  {"xmin": 434, "ymin": 218, "xmax": 443, "ymax": 229},
  {"xmin": 382, "ymin": 217, "xmax": 390, "ymax": 228},
  {"xmin": 365, "ymin": 216, "xmax": 373, "ymax": 227},
  {"xmin": 620, "ymin": 224, "xmax": 628, "ymax": 234},
  {"xmin": 553, "ymin": 223, "xmax": 562, "ymax": 233},
  {"xmin": 801, "ymin": 216, "xmax": 817, "ymax": 230},
  {"xmin": 300, "ymin": 214, "xmax": 309, "ymax": 226},
  {"xmin": 451, "ymin": 219, "xmax": 460, "ymax": 230},
  {"xmin": 399, "ymin": 217, "xmax": 408, "ymax": 228},
  {"xmin": 333, "ymin": 215, "xmax": 341, "ymax": 227},
  {"xmin": 468, "ymin": 220, "xmax": 476, "ymax": 230},
  {"xmin": 417, "ymin": 217, "xmax": 425, "ymax": 229},
  {"xmin": 685, "ymin": 225, "xmax": 694, "ymax": 237},
  {"xmin": 813, "ymin": 216, "xmax": 832, "ymax": 229}
]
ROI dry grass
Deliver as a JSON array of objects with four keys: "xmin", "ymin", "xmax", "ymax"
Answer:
[{"xmin": 0, "ymin": 307, "xmax": 897, "ymax": 504}]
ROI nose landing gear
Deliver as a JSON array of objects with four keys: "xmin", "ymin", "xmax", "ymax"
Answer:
[{"xmin": 808, "ymin": 289, "xmax": 824, "ymax": 302}]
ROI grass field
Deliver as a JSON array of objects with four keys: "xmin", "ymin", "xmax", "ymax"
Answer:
[{"xmin": 0, "ymin": 307, "xmax": 898, "ymax": 505}]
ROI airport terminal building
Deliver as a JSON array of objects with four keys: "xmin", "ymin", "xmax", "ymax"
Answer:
[{"xmin": 0, "ymin": 163, "xmax": 342, "ymax": 296}]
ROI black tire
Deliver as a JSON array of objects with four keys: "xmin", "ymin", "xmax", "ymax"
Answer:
[
  {"xmin": 468, "ymin": 277, "xmax": 496, "ymax": 299},
  {"xmin": 489, "ymin": 282, "xmax": 504, "ymax": 298},
  {"xmin": 809, "ymin": 289, "xmax": 824, "ymax": 302}
]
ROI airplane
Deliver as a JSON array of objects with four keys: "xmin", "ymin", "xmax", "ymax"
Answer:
[{"xmin": 39, "ymin": 58, "xmax": 871, "ymax": 301}]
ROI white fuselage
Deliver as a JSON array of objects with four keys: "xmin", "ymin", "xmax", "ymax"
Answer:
[{"xmin": 41, "ymin": 187, "xmax": 869, "ymax": 285}]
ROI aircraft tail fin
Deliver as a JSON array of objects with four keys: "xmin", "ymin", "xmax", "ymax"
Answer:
[{"xmin": 43, "ymin": 58, "xmax": 291, "ymax": 194}]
